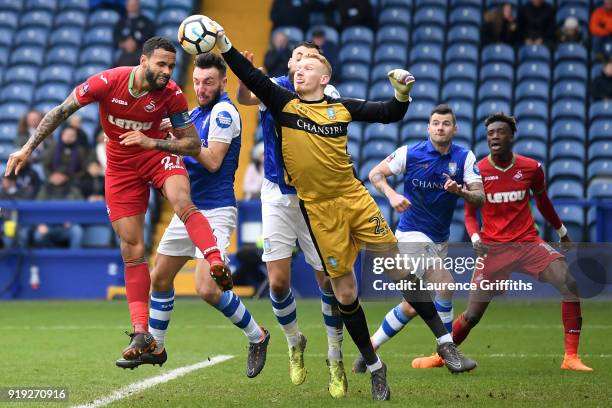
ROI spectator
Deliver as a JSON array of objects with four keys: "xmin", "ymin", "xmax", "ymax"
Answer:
[
  {"xmin": 90, "ymin": 0, "xmax": 125, "ymax": 13},
  {"xmin": 67, "ymin": 115, "xmax": 92, "ymax": 148},
  {"xmin": 482, "ymin": 3, "xmax": 520, "ymax": 46},
  {"xmin": 270, "ymin": 0, "xmax": 310, "ymax": 32},
  {"xmin": 591, "ymin": 59, "xmax": 612, "ymax": 101},
  {"xmin": 335, "ymin": 0, "xmax": 374, "ymax": 30},
  {"xmin": 33, "ymin": 171, "xmax": 84, "ymax": 249},
  {"xmin": 113, "ymin": 0, "xmax": 156, "ymax": 66},
  {"xmin": 518, "ymin": 0, "xmax": 556, "ymax": 48},
  {"xmin": 243, "ymin": 142, "xmax": 264, "ymax": 200},
  {"xmin": 0, "ymin": 162, "xmax": 41, "ymax": 200},
  {"xmin": 264, "ymin": 31, "xmax": 292, "ymax": 77},
  {"xmin": 311, "ymin": 30, "xmax": 339, "ymax": 77},
  {"xmin": 95, "ymin": 130, "xmax": 107, "ymax": 172},
  {"xmin": 590, "ymin": 0, "xmax": 612, "ymax": 60},
  {"xmin": 43, "ymin": 126, "xmax": 89, "ymax": 181},
  {"xmin": 80, "ymin": 160, "xmax": 105, "ymax": 201},
  {"xmin": 15, "ymin": 110, "xmax": 46, "ymax": 163},
  {"xmin": 557, "ymin": 16, "xmax": 582, "ymax": 44}
]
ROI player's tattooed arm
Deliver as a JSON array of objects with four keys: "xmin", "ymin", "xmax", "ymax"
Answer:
[
  {"xmin": 370, "ymin": 160, "xmax": 411, "ymax": 212},
  {"xmin": 462, "ymin": 181, "xmax": 485, "ymax": 208},
  {"xmin": 25, "ymin": 94, "xmax": 81, "ymax": 153},
  {"xmin": 155, "ymin": 124, "xmax": 200, "ymax": 156}
]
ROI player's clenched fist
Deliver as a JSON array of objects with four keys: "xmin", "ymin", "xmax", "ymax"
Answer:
[
  {"xmin": 387, "ymin": 69, "xmax": 415, "ymax": 102},
  {"xmin": 389, "ymin": 191, "xmax": 411, "ymax": 213},
  {"xmin": 119, "ymin": 130, "xmax": 156, "ymax": 149}
]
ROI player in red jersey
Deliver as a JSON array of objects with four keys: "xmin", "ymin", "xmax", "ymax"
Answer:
[
  {"xmin": 412, "ymin": 112, "xmax": 592, "ymax": 371},
  {"xmin": 5, "ymin": 37, "xmax": 232, "ymax": 364}
]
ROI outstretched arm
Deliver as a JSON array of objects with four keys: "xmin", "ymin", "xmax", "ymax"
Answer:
[{"xmin": 236, "ymin": 50, "xmax": 262, "ymax": 106}]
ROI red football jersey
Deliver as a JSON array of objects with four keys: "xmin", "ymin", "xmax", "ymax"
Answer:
[
  {"xmin": 73, "ymin": 66, "xmax": 190, "ymax": 158},
  {"xmin": 477, "ymin": 154, "xmax": 546, "ymax": 242}
]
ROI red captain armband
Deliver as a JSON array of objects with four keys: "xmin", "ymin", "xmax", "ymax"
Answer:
[{"xmin": 168, "ymin": 111, "xmax": 193, "ymax": 129}]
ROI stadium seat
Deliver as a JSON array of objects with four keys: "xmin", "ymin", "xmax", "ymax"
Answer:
[
  {"xmin": 449, "ymin": 6, "xmax": 481, "ymax": 27},
  {"xmin": 410, "ymin": 62, "xmax": 441, "ymax": 82},
  {"xmin": 347, "ymin": 122, "xmax": 363, "ymax": 142},
  {"xmin": 161, "ymin": 0, "xmax": 194, "ymax": 9},
  {"xmin": 552, "ymin": 81, "xmax": 586, "ymax": 102},
  {"xmin": 19, "ymin": 10, "xmax": 53, "ymax": 28},
  {"xmin": 362, "ymin": 140, "xmax": 397, "ymax": 161},
  {"xmin": 587, "ymin": 178, "xmax": 612, "ymax": 200},
  {"xmin": 548, "ymin": 180, "xmax": 583, "ymax": 199},
  {"xmin": 341, "ymin": 26, "xmax": 374, "ymax": 45},
  {"xmin": 444, "ymin": 62, "xmax": 477, "ymax": 82},
  {"xmin": 78, "ymin": 46, "xmax": 114, "ymax": 66},
  {"xmin": 10, "ymin": 45, "xmax": 44, "ymax": 66},
  {"xmin": 550, "ymin": 140, "xmax": 585, "ymax": 161},
  {"xmin": 0, "ymin": 0, "xmax": 22, "ymax": 12},
  {"xmin": 517, "ymin": 119, "xmax": 548, "ymax": 143},
  {"xmin": 359, "ymin": 159, "xmax": 383, "ymax": 181},
  {"xmin": 74, "ymin": 65, "xmax": 107, "ymax": 84},
  {"xmin": 0, "ymin": 141, "xmax": 12, "ymax": 161},
  {"xmin": 518, "ymin": 44, "xmax": 550, "ymax": 63},
  {"xmin": 54, "ymin": 10, "xmax": 86, "ymax": 27},
  {"xmin": 414, "ymin": 6, "xmax": 446, "ymax": 27},
  {"xmin": 449, "ymin": 221, "xmax": 466, "ymax": 242},
  {"xmin": 401, "ymin": 121, "xmax": 428, "ymax": 143},
  {"xmin": 454, "ymin": 118, "xmax": 473, "ymax": 144},
  {"xmin": 589, "ymin": 101, "xmax": 612, "ymax": 121},
  {"xmin": 0, "ymin": 122, "xmax": 18, "ymax": 142},
  {"xmin": 381, "ymin": 0, "xmax": 412, "ymax": 8},
  {"xmin": 477, "ymin": 100, "xmax": 511, "ymax": 123},
  {"xmin": 556, "ymin": 205, "xmax": 584, "ymax": 241},
  {"xmin": 82, "ymin": 225, "xmax": 113, "ymax": 248},
  {"xmin": 306, "ymin": 25, "xmax": 339, "ymax": 44},
  {"xmin": 0, "ymin": 46, "xmax": 8, "ymax": 67},
  {"xmin": 368, "ymin": 80, "xmax": 395, "ymax": 101},
  {"xmin": 548, "ymin": 159, "xmax": 584, "ymax": 182},
  {"xmin": 0, "ymin": 28, "xmax": 13, "ymax": 48},
  {"xmin": 554, "ymin": 42, "xmax": 587, "ymax": 63},
  {"xmin": 336, "ymin": 81, "xmax": 367, "ymax": 99},
  {"xmin": 412, "ymin": 25, "xmax": 444, "ymax": 44},
  {"xmin": 588, "ymin": 160, "xmax": 612, "ymax": 181},
  {"xmin": 474, "ymin": 139, "xmax": 489, "ymax": 160},
  {"xmin": 445, "ymin": 44, "xmax": 478, "ymax": 63},
  {"xmin": 408, "ymin": 101, "xmax": 436, "ymax": 121},
  {"xmin": 410, "ymin": 80, "xmax": 439, "ymax": 103},
  {"xmin": 49, "ymin": 26, "xmax": 82, "ymax": 48},
  {"xmin": 347, "ymin": 139, "xmax": 360, "ymax": 163},
  {"xmin": 39, "ymin": 64, "xmax": 74, "ymax": 84},
  {"xmin": 478, "ymin": 80, "xmax": 512, "ymax": 103},
  {"xmin": 556, "ymin": 4, "xmax": 589, "ymax": 26},
  {"xmin": 447, "ymin": 99, "xmax": 474, "ymax": 121},
  {"xmin": 25, "ymin": 0, "xmax": 56, "ymax": 12},
  {"xmin": 89, "ymin": 9, "xmax": 121, "ymax": 27},
  {"xmin": 45, "ymin": 45, "xmax": 79, "ymax": 65},
  {"xmin": 378, "ymin": 7, "xmax": 412, "ymax": 27},
  {"xmin": 0, "ymin": 11, "xmax": 19, "ymax": 29},
  {"xmin": 517, "ymin": 62, "xmax": 550, "ymax": 82},
  {"xmin": 589, "ymin": 120, "xmax": 612, "ymax": 143},
  {"xmin": 442, "ymin": 81, "xmax": 476, "ymax": 102},
  {"xmin": 364, "ymin": 122, "xmax": 399, "ymax": 143},
  {"xmin": 514, "ymin": 100, "xmax": 548, "ymax": 122},
  {"xmin": 551, "ymin": 119, "xmax": 586, "ymax": 143},
  {"xmin": 272, "ymin": 26, "xmax": 305, "ymax": 46},
  {"xmin": 0, "ymin": 102, "xmax": 28, "ymax": 122},
  {"xmin": 480, "ymin": 62, "xmax": 514, "ymax": 82},
  {"xmin": 447, "ymin": 25, "xmax": 479, "ymax": 45},
  {"xmin": 4, "ymin": 65, "xmax": 38, "ymax": 84},
  {"xmin": 587, "ymin": 207, "xmax": 597, "ymax": 242},
  {"xmin": 157, "ymin": 8, "xmax": 190, "ymax": 26},
  {"xmin": 34, "ymin": 82, "xmax": 70, "ymax": 104},
  {"xmin": 514, "ymin": 140, "xmax": 547, "ymax": 163},
  {"xmin": 376, "ymin": 25, "xmax": 409, "ymax": 45},
  {"xmin": 83, "ymin": 27, "xmax": 114, "ymax": 46},
  {"xmin": 339, "ymin": 44, "xmax": 371, "ymax": 65},
  {"xmin": 481, "ymin": 43, "xmax": 514, "ymax": 65},
  {"xmin": 370, "ymin": 63, "xmax": 396, "ymax": 83},
  {"xmin": 1, "ymin": 83, "xmax": 34, "ymax": 104},
  {"xmin": 588, "ymin": 141, "xmax": 612, "ymax": 162},
  {"xmin": 416, "ymin": 0, "xmax": 447, "ymax": 7},
  {"xmin": 515, "ymin": 80, "xmax": 549, "ymax": 103},
  {"xmin": 552, "ymin": 99, "xmax": 586, "ymax": 122},
  {"xmin": 409, "ymin": 43, "xmax": 442, "ymax": 64},
  {"xmin": 340, "ymin": 63, "xmax": 369, "ymax": 82},
  {"xmin": 554, "ymin": 62, "xmax": 587, "ymax": 83},
  {"xmin": 374, "ymin": 43, "xmax": 408, "ymax": 65},
  {"xmin": 60, "ymin": 0, "xmax": 88, "ymax": 11}
]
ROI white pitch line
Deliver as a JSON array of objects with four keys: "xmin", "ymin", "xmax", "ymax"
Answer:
[{"xmin": 71, "ymin": 355, "xmax": 234, "ymax": 408}]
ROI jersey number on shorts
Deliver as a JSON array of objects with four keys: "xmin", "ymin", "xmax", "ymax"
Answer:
[
  {"xmin": 161, "ymin": 154, "xmax": 183, "ymax": 171},
  {"xmin": 369, "ymin": 214, "xmax": 386, "ymax": 236}
]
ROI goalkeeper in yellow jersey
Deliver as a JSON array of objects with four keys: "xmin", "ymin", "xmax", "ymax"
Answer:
[{"xmin": 210, "ymin": 21, "xmax": 476, "ymax": 401}]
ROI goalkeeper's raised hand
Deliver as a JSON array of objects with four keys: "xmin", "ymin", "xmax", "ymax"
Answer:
[
  {"xmin": 387, "ymin": 69, "xmax": 415, "ymax": 102},
  {"xmin": 209, "ymin": 19, "xmax": 232, "ymax": 53}
]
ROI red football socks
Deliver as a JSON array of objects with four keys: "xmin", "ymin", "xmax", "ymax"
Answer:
[
  {"xmin": 452, "ymin": 313, "xmax": 471, "ymax": 346},
  {"xmin": 562, "ymin": 301, "xmax": 582, "ymax": 355},
  {"xmin": 183, "ymin": 210, "xmax": 222, "ymax": 264},
  {"xmin": 125, "ymin": 260, "xmax": 150, "ymax": 333}
]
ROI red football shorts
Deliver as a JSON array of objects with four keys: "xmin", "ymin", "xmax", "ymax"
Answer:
[
  {"xmin": 473, "ymin": 239, "xmax": 565, "ymax": 283},
  {"xmin": 105, "ymin": 149, "xmax": 188, "ymax": 222}
]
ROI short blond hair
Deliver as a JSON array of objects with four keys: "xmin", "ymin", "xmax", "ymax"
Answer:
[{"xmin": 302, "ymin": 52, "xmax": 332, "ymax": 76}]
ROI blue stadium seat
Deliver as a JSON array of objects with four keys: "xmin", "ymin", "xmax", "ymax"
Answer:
[
  {"xmin": 554, "ymin": 62, "xmax": 587, "ymax": 83},
  {"xmin": 551, "ymin": 119, "xmax": 585, "ymax": 143},
  {"xmin": 514, "ymin": 100, "xmax": 548, "ymax": 122},
  {"xmin": 515, "ymin": 80, "xmax": 549, "ymax": 102},
  {"xmin": 552, "ymin": 99, "xmax": 585, "ymax": 122},
  {"xmin": 49, "ymin": 26, "xmax": 82, "ymax": 47},
  {"xmin": 587, "ymin": 179, "xmax": 612, "ymax": 200},
  {"xmin": 347, "ymin": 139, "xmax": 360, "ymax": 163},
  {"xmin": 549, "ymin": 180, "xmax": 583, "ymax": 199},
  {"xmin": 478, "ymin": 80, "xmax": 512, "ymax": 103},
  {"xmin": 481, "ymin": 44, "xmax": 514, "ymax": 65},
  {"xmin": 410, "ymin": 62, "xmax": 441, "ymax": 82},
  {"xmin": 480, "ymin": 62, "xmax": 513, "ymax": 82},
  {"xmin": 54, "ymin": 10, "xmax": 86, "ymax": 27},
  {"xmin": 444, "ymin": 62, "xmax": 477, "ymax": 82},
  {"xmin": 82, "ymin": 225, "xmax": 113, "ymax": 248},
  {"xmin": 362, "ymin": 139, "xmax": 397, "ymax": 161},
  {"xmin": 161, "ymin": 0, "xmax": 194, "ymax": 9},
  {"xmin": 88, "ymin": 9, "xmax": 120, "ymax": 27},
  {"xmin": 474, "ymin": 140, "xmax": 489, "ymax": 160},
  {"xmin": 408, "ymin": 101, "xmax": 436, "ymax": 121},
  {"xmin": 306, "ymin": 25, "xmax": 339, "ymax": 44},
  {"xmin": 360, "ymin": 160, "xmax": 384, "ymax": 181},
  {"xmin": 78, "ymin": 46, "xmax": 114, "ymax": 66},
  {"xmin": 364, "ymin": 123, "xmax": 399, "ymax": 143},
  {"xmin": 416, "ymin": 0, "xmax": 447, "ymax": 7},
  {"xmin": 412, "ymin": 25, "xmax": 444, "ymax": 44},
  {"xmin": 0, "ymin": 122, "xmax": 18, "ymax": 142},
  {"xmin": 374, "ymin": 43, "xmax": 407, "ymax": 65},
  {"xmin": 445, "ymin": 44, "xmax": 478, "ymax": 63},
  {"xmin": 556, "ymin": 4, "xmax": 589, "ymax": 26},
  {"xmin": 272, "ymin": 26, "xmax": 304, "ymax": 44},
  {"xmin": 589, "ymin": 141, "xmax": 612, "ymax": 162},
  {"xmin": 370, "ymin": 63, "xmax": 396, "ymax": 83},
  {"xmin": 409, "ymin": 43, "xmax": 442, "ymax": 64},
  {"xmin": 589, "ymin": 101, "xmax": 612, "ymax": 121},
  {"xmin": 591, "ymin": 63, "xmax": 602, "ymax": 81},
  {"xmin": 341, "ymin": 26, "xmax": 374, "ymax": 45},
  {"xmin": 552, "ymin": 81, "xmax": 586, "ymax": 102},
  {"xmin": 376, "ymin": 25, "xmax": 409, "ymax": 45},
  {"xmin": 4, "ymin": 65, "xmax": 38, "ymax": 84},
  {"xmin": 45, "ymin": 45, "xmax": 79, "ymax": 65},
  {"xmin": 414, "ymin": 6, "xmax": 446, "ymax": 26},
  {"xmin": 447, "ymin": 25, "xmax": 479, "ymax": 45},
  {"xmin": 410, "ymin": 80, "xmax": 439, "ymax": 103},
  {"xmin": 378, "ymin": 7, "xmax": 412, "ymax": 27},
  {"xmin": 588, "ymin": 160, "xmax": 612, "ymax": 180},
  {"xmin": 447, "ymin": 99, "xmax": 474, "ymax": 121},
  {"xmin": 156, "ymin": 25, "xmax": 180, "ymax": 47},
  {"xmin": 514, "ymin": 140, "xmax": 547, "ymax": 163},
  {"xmin": 40, "ymin": 64, "xmax": 74, "ymax": 84},
  {"xmin": 13, "ymin": 27, "xmax": 48, "ymax": 47},
  {"xmin": 442, "ymin": 81, "xmax": 476, "ymax": 102},
  {"xmin": 449, "ymin": 221, "xmax": 466, "ymax": 242},
  {"xmin": 0, "ymin": 83, "xmax": 34, "ymax": 104},
  {"xmin": 339, "ymin": 44, "xmax": 371, "ymax": 65},
  {"xmin": 381, "ymin": 0, "xmax": 412, "ymax": 8},
  {"xmin": 336, "ymin": 81, "xmax": 367, "ymax": 99},
  {"xmin": 548, "ymin": 159, "xmax": 584, "ymax": 182},
  {"xmin": 19, "ymin": 10, "xmax": 53, "ymax": 28},
  {"xmin": 347, "ymin": 122, "xmax": 363, "ymax": 142},
  {"xmin": 517, "ymin": 62, "xmax": 550, "ymax": 82},
  {"xmin": 74, "ymin": 65, "xmax": 107, "ymax": 84},
  {"xmin": 587, "ymin": 207, "xmax": 597, "ymax": 242},
  {"xmin": 518, "ymin": 44, "xmax": 550, "ymax": 63},
  {"xmin": 0, "ymin": 46, "xmax": 8, "ymax": 67},
  {"xmin": 34, "ymin": 82, "xmax": 70, "ymax": 104},
  {"xmin": 0, "ymin": 10, "xmax": 18, "ymax": 30},
  {"xmin": 477, "ymin": 100, "xmax": 511, "ymax": 122},
  {"xmin": 26, "ymin": 0, "xmax": 57, "ymax": 12},
  {"xmin": 556, "ymin": 205, "xmax": 584, "ymax": 241},
  {"xmin": 517, "ymin": 119, "xmax": 548, "ymax": 143},
  {"xmin": 83, "ymin": 27, "xmax": 114, "ymax": 46},
  {"xmin": 60, "ymin": 0, "xmax": 88, "ymax": 11},
  {"xmin": 550, "ymin": 140, "xmax": 585, "ymax": 161},
  {"xmin": 554, "ymin": 42, "xmax": 587, "ymax": 63},
  {"xmin": 449, "ymin": 6, "xmax": 481, "ymax": 27},
  {"xmin": 340, "ymin": 63, "xmax": 369, "ymax": 82},
  {"xmin": 368, "ymin": 80, "xmax": 395, "ymax": 101},
  {"xmin": 0, "ymin": 141, "xmax": 14, "ymax": 161},
  {"xmin": 401, "ymin": 121, "xmax": 428, "ymax": 143},
  {"xmin": 0, "ymin": 103, "xmax": 28, "ymax": 122},
  {"xmin": 589, "ymin": 120, "xmax": 612, "ymax": 143},
  {"xmin": 157, "ymin": 8, "xmax": 189, "ymax": 26}
]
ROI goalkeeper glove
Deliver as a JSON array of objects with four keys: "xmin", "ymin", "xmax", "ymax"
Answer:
[
  {"xmin": 387, "ymin": 69, "xmax": 415, "ymax": 102},
  {"xmin": 210, "ymin": 20, "xmax": 232, "ymax": 53}
]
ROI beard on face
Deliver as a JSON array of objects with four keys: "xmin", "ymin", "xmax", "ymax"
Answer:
[
  {"xmin": 145, "ymin": 67, "xmax": 169, "ymax": 91},
  {"xmin": 199, "ymin": 86, "xmax": 222, "ymax": 110}
]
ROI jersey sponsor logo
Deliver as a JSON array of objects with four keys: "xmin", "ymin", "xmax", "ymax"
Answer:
[
  {"xmin": 215, "ymin": 111, "xmax": 233, "ymax": 128},
  {"xmin": 486, "ymin": 190, "xmax": 527, "ymax": 203},
  {"xmin": 175, "ymin": 89, "xmax": 183, "ymax": 95},
  {"xmin": 484, "ymin": 175, "xmax": 499, "ymax": 181},
  {"xmin": 100, "ymin": 74, "xmax": 108, "ymax": 84},
  {"xmin": 326, "ymin": 107, "xmax": 336, "ymax": 119},
  {"xmin": 412, "ymin": 179, "xmax": 445, "ymax": 189},
  {"xmin": 327, "ymin": 256, "xmax": 338, "ymax": 269},
  {"xmin": 161, "ymin": 154, "xmax": 183, "ymax": 171},
  {"xmin": 79, "ymin": 83, "xmax": 89, "ymax": 96},
  {"xmin": 144, "ymin": 100, "xmax": 156, "ymax": 112},
  {"xmin": 448, "ymin": 161, "xmax": 457, "ymax": 177},
  {"xmin": 294, "ymin": 118, "xmax": 346, "ymax": 137},
  {"xmin": 513, "ymin": 170, "xmax": 523, "ymax": 181},
  {"xmin": 416, "ymin": 163, "xmax": 429, "ymax": 169},
  {"xmin": 111, "ymin": 98, "xmax": 128, "ymax": 106},
  {"xmin": 108, "ymin": 114, "xmax": 153, "ymax": 131}
]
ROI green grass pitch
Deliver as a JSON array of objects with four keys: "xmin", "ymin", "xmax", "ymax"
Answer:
[{"xmin": 1, "ymin": 299, "xmax": 610, "ymax": 407}]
